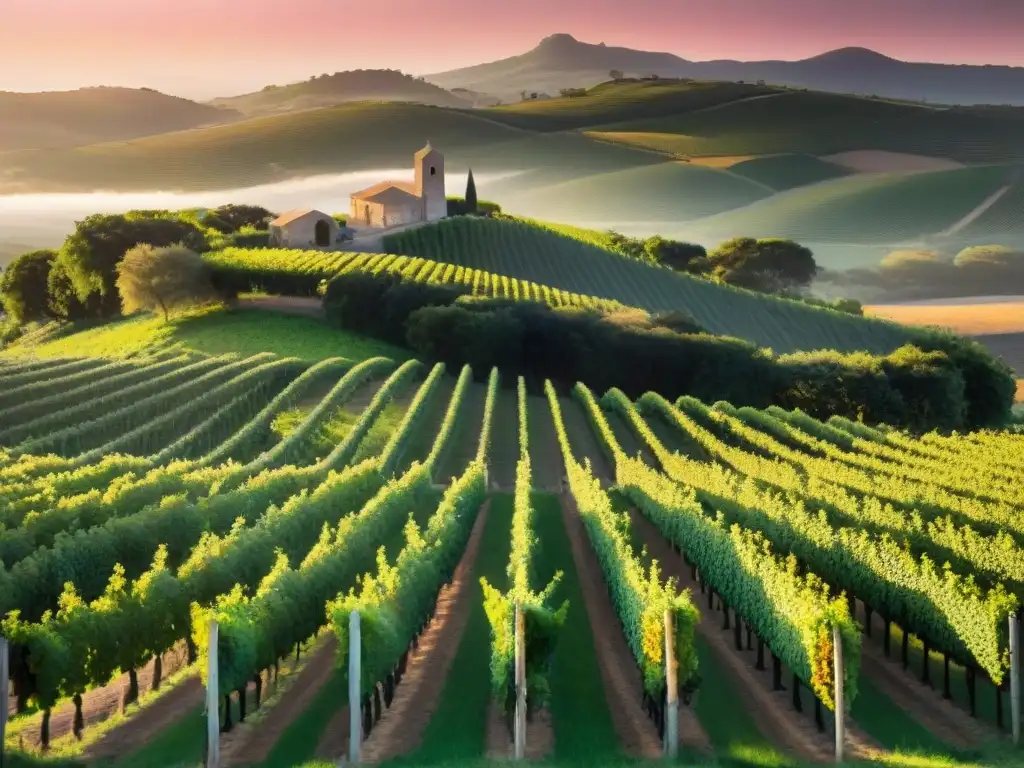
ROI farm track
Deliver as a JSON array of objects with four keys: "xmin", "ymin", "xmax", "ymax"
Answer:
[
  {"xmin": 236, "ymin": 295, "xmax": 324, "ymax": 318},
  {"xmin": 13, "ymin": 643, "xmax": 192, "ymax": 750},
  {"xmin": 558, "ymin": 493, "xmax": 663, "ymax": 758},
  {"xmin": 628, "ymin": 506, "xmax": 875, "ymax": 764},
  {"xmin": 220, "ymin": 636, "xmax": 339, "ymax": 767},
  {"xmin": 855, "ymin": 605, "xmax": 998, "ymax": 750},
  {"xmin": 358, "ymin": 500, "xmax": 493, "ymax": 763}
]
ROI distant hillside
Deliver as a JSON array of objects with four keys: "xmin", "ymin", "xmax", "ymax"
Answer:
[
  {"xmin": 426, "ymin": 33, "xmax": 1024, "ymax": 107},
  {"xmin": 0, "ymin": 242, "xmax": 34, "ymax": 269},
  {"xmin": 210, "ymin": 69, "xmax": 471, "ymax": 116},
  {"xmin": 0, "ymin": 87, "xmax": 239, "ymax": 151}
]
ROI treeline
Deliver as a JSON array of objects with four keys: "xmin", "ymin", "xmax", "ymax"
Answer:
[
  {"xmin": 602, "ymin": 228, "xmax": 863, "ymax": 315},
  {"xmin": 321, "ymin": 271, "xmax": 1014, "ymax": 431},
  {"xmin": 0, "ymin": 205, "xmax": 273, "ymax": 327},
  {"xmin": 822, "ymin": 244, "xmax": 1024, "ymax": 302}
]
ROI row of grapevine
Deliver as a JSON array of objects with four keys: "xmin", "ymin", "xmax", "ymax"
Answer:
[
  {"xmin": 0, "ymin": 355, "xmax": 139, "ymax": 410},
  {"xmin": 545, "ymin": 382, "xmax": 700, "ymax": 705},
  {"xmin": 206, "ymin": 246, "xmax": 621, "ymax": 312},
  {"xmin": 608, "ymin": 388, "xmax": 1011, "ymax": 688},
  {"xmin": 194, "ymin": 461, "xmax": 442, "ymax": 728},
  {"xmin": 190, "ymin": 356, "xmax": 350, "ymax": 467},
  {"xmin": 0, "ymin": 361, "xmax": 425, "ymax": 598},
  {"xmin": 722, "ymin": 402, "xmax": 1023, "ymax": 508},
  {"xmin": 212, "ymin": 356, "xmax": 400, "ymax": 492},
  {"xmin": 0, "ymin": 358, "xmax": 376, "ymax": 524},
  {"xmin": 377, "ymin": 362, "xmax": 447, "ymax": 478},
  {"xmin": 0, "ymin": 354, "xmax": 83, "ymax": 380},
  {"xmin": 573, "ymin": 383, "xmax": 861, "ymax": 710},
  {"xmin": 482, "ymin": 377, "xmax": 568, "ymax": 714},
  {"xmin": 1, "ymin": 457, "xmax": 387, "ymax": 747},
  {"xmin": 13, "ymin": 354, "xmax": 278, "ymax": 457},
  {"xmin": 0, "ymin": 354, "xmax": 230, "ymax": 454},
  {"xmin": 329, "ymin": 459, "xmax": 488, "ymax": 734},
  {"xmin": 674, "ymin": 396, "xmax": 1023, "ymax": 540},
  {"xmin": 72, "ymin": 357, "xmax": 305, "ymax": 465},
  {"xmin": 0, "ymin": 351, "xmax": 191, "ymax": 440},
  {"xmin": 767, "ymin": 407, "xmax": 1019, "ymax": 486},
  {"xmin": 423, "ymin": 364, "xmax": 474, "ymax": 470},
  {"xmin": 0, "ymin": 356, "xmax": 104, "ymax": 389}
]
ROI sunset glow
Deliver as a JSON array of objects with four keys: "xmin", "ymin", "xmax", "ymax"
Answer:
[{"xmin": 0, "ymin": 0, "xmax": 1020, "ymax": 98}]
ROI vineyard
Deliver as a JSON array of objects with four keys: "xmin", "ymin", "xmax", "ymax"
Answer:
[
  {"xmin": 378, "ymin": 216, "xmax": 921, "ymax": 354},
  {"xmin": 0, "ymin": 347, "xmax": 1022, "ymax": 768}
]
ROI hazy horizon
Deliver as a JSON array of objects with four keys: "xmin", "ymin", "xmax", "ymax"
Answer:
[{"xmin": 1, "ymin": 0, "xmax": 1021, "ymax": 100}]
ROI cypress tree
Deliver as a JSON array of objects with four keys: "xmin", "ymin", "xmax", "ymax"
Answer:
[{"xmin": 465, "ymin": 169, "xmax": 478, "ymax": 214}]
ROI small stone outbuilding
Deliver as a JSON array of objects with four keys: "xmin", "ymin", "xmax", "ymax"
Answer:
[
  {"xmin": 268, "ymin": 209, "xmax": 339, "ymax": 248},
  {"xmin": 349, "ymin": 143, "xmax": 447, "ymax": 229}
]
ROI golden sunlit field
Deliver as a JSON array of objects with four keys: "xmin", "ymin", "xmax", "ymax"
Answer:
[{"xmin": 865, "ymin": 298, "xmax": 1024, "ymax": 336}]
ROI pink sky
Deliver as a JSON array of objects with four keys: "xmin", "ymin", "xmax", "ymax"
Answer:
[{"xmin": 1, "ymin": 0, "xmax": 1020, "ymax": 99}]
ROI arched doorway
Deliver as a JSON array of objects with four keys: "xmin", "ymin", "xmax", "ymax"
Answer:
[{"xmin": 314, "ymin": 219, "xmax": 331, "ymax": 247}]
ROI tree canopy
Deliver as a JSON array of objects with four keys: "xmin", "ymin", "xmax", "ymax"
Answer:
[
  {"xmin": 0, "ymin": 249, "xmax": 56, "ymax": 324},
  {"xmin": 57, "ymin": 213, "xmax": 209, "ymax": 318},
  {"xmin": 708, "ymin": 237, "xmax": 818, "ymax": 293},
  {"xmin": 116, "ymin": 243, "xmax": 214, "ymax": 321}
]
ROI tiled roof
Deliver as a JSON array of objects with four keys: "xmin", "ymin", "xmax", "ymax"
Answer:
[
  {"xmin": 350, "ymin": 181, "xmax": 420, "ymax": 205},
  {"xmin": 269, "ymin": 209, "xmax": 329, "ymax": 227}
]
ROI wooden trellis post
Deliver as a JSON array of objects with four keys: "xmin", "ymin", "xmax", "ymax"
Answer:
[
  {"xmin": 833, "ymin": 626, "xmax": 845, "ymax": 763},
  {"xmin": 350, "ymin": 611, "xmax": 362, "ymax": 764},
  {"xmin": 1011, "ymin": 613, "xmax": 1020, "ymax": 746},
  {"xmin": 664, "ymin": 611, "xmax": 678, "ymax": 758},
  {"xmin": 514, "ymin": 602, "xmax": 526, "ymax": 760},
  {"xmin": 1, "ymin": 638, "xmax": 9, "ymax": 768},
  {"xmin": 206, "ymin": 620, "xmax": 220, "ymax": 768}
]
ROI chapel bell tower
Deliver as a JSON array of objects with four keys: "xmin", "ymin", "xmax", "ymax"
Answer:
[{"xmin": 414, "ymin": 142, "xmax": 447, "ymax": 222}]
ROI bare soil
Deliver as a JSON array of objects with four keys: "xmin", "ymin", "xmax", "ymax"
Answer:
[
  {"xmin": 628, "ymin": 507, "xmax": 882, "ymax": 763},
  {"xmin": 342, "ymin": 500, "xmax": 494, "ymax": 764},
  {"xmin": 856, "ymin": 605, "xmax": 998, "ymax": 749},
  {"xmin": 14, "ymin": 643, "xmax": 191, "ymax": 750},
  {"xmin": 219, "ymin": 636, "xmax": 339, "ymax": 767},
  {"xmin": 558, "ymin": 494, "xmax": 663, "ymax": 758},
  {"xmin": 237, "ymin": 296, "xmax": 324, "ymax": 318}
]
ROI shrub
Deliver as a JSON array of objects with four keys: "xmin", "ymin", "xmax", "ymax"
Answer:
[{"xmin": 322, "ymin": 271, "xmax": 468, "ymax": 346}]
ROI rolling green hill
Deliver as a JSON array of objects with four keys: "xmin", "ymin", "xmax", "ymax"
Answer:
[
  {"xmin": 210, "ymin": 70, "xmax": 471, "ymax": 116},
  {"xmin": 727, "ymin": 153, "xmax": 851, "ymax": 191},
  {"xmin": 587, "ymin": 90, "xmax": 1024, "ymax": 165},
  {"xmin": 0, "ymin": 102, "xmax": 665, "ymax": 194},
  {"xmin": 382, "ymin": 216, "xmax": 914, "ymax": 354},
  {"xmin": 501, "ymin": 160, "xmax": 770, "ymax": 222},
  {"xmin": 0, "ymin": 87, "xmax": 239, "ymax": 152},
  {"xmin": 951, "ymin": 179, "xmax": 1024, "ymax": 241},
  {"xmin": 477, "ymin": 79, "xmax": 780, "ymax": 131},
  {"xmin": 685, "ymin": 164, "xmax": 1019, "ymax": 245}
]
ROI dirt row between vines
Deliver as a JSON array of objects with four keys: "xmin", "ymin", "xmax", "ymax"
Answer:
[
  {"xmin": 219, "ymin": 636, "xmax": 339, "ymax": 767},
  {"xmin": 355, "ymin": 501, "xmax": 495, "ymax": 763},
  {"xmin": 628, "ymin": 507, "xmax": 883, "ymax": 764},
  {"xmin": 12, "ymin": 643, "xmax": 194, "ymax": 751},
  {"xmin": 558, "ymin": 494, "xmax": 669, "ymax": 758},
  {"xmin": 854, "ymin": 602, "xmax": 998, "ymax": 750}
]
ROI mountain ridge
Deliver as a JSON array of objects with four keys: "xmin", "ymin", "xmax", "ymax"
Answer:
[{"xmin": 425, "ymin": 33, "xmax": 1024, "ymax": 106}]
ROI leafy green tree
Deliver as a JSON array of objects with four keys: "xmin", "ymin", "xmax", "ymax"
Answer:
[
  {"xmin": 116, "ymin": 243, "xmax": 215, "ymax": 321},
  {"xmin": 213, "ymin": 204, "xmax": 275, "ymax": 232},
  {"xmin": 465, "ymin": 169, "xmax": 478, "ymax": 214},
  {"xmin": 57, "ymin": 212, "xmax": 209, "ymax": 317},
  {"xmin": 47, "ymin": 257, "xmax": 101, "ymax": 321},
  {"xmin": 644, "ymin": 236, "xmax": 708, "ymax": 273},
  {"xmin": 0, "ymin": 249, "xmax": 56, "ymax": 323},
  {"xmin": 709, "ymin": 237, "xmax": 817, "ymax": 293}
]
